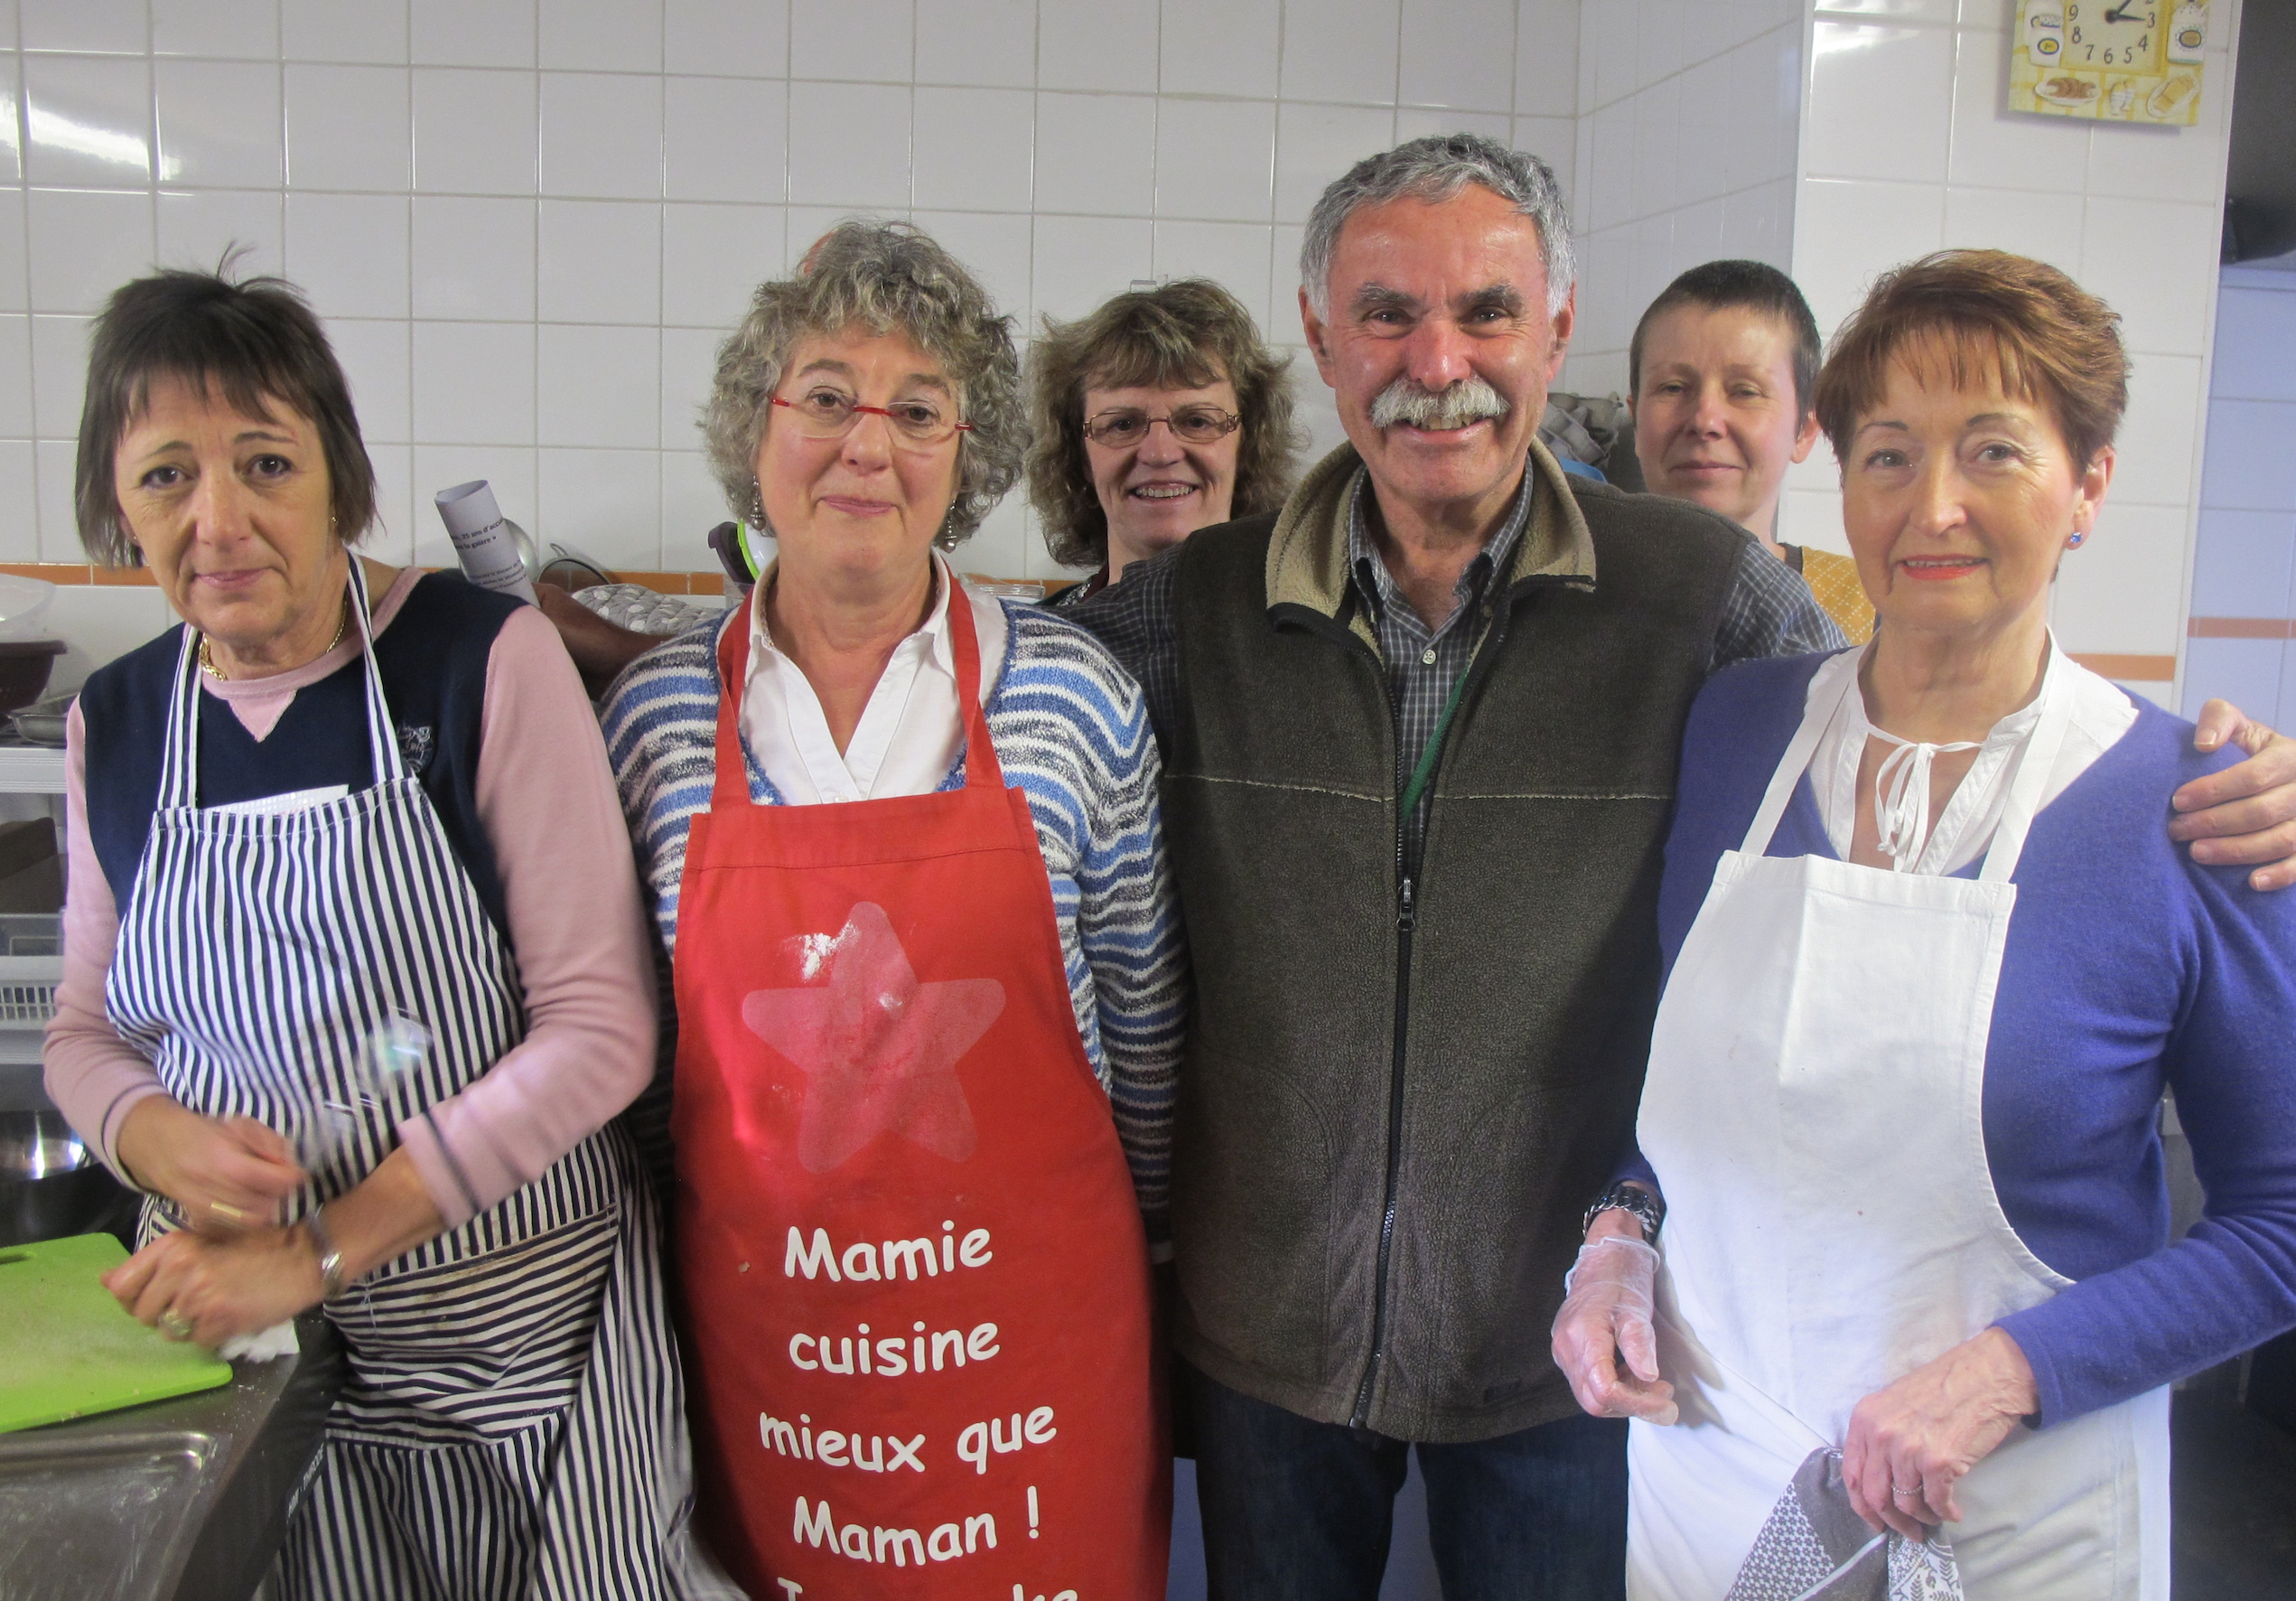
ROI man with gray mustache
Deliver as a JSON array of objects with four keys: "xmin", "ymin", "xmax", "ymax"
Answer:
[
  {"xmin": 1073, "ymin": 132, "xmax": 2296, "ymax": 1601},
  {"xmin": 1072, "ymin": 133, "xmax": 1843, "ymax": 1598}
]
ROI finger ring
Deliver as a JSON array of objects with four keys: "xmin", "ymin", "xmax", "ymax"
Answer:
[
  {"xmin": 1891, "ymin": 1484, "xmax": 1921, "ymax": 1500},
  {"xmin": 158, "ymin": 1309, "xmax": 193, "ymax": 1341},
  {"xmin": 208, "ymin": 1200, "xmax": 247, "ymax": 1222}
]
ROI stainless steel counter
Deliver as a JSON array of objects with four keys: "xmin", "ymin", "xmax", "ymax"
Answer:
[{"xmin": 0, "ymin": 1311, "xmax": 343, "ymax": 1601}]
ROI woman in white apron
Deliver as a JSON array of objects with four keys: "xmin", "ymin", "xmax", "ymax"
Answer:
[
  {"xmin": 1553, "ymin": 250, "xmax": 2296, "ymax": 1598},
  {"xmin": 43, "ymin": 269, "xmax": 714, "ymax": 1596}
]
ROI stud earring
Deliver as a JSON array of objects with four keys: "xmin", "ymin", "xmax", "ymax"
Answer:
[{"xmin": 2068, "ymin": 530, "xmax": 2086, "ymax": 548}]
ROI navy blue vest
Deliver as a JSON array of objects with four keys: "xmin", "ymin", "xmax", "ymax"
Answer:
[{"xmin": 78, "ymin": 573, "xmax": 520, "ymax": 938}]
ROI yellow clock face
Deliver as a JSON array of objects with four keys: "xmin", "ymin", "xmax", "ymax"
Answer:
[{"xmin": 2011, "ymin": 0, "xmax": 2206, "ymax": 125}]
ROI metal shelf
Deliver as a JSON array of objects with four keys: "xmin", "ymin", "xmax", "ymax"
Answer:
[{"xmin": 0, "ymin": 746, "xmax": 64, "ymax": 795}]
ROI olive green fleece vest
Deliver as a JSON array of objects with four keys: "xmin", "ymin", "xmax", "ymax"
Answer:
[{"xmin": 1162, "ymin": 469, "xmax": 1750, "ymax": 1443}]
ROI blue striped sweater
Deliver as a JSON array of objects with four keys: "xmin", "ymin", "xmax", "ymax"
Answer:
[{"xmin": 597, "ymin": 601, "xmax": 1187, "ymax": 1233}]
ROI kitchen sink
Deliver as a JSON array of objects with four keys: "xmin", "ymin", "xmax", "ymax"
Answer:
[{"xmin": 0, "ymin": 1313, "xmax": 341, "ymax": 1601}]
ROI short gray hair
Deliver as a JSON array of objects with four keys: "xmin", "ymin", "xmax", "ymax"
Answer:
[
  {"xmin": 703, "ymin": 218, "xmax": 1025, "ymax": 547},
  {"xmin": 1300, "ymin": 133, "xmax": 1576, "ymax": 321}
]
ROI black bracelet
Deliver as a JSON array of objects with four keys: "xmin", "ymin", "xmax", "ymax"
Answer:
[{"xmin": 1582, "ymin": 1182, "xmax": 1665, "ymax": 1244}]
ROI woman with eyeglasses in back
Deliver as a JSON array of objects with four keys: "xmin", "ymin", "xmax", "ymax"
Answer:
[{"xmin": 1028, "ymin": 279, "xmax": 1303, "ymax": 610}]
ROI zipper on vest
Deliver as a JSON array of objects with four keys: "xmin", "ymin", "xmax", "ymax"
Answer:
[
  {"xmin": 1350, "ymin": 823, "xmax": 1416, "ymax": 1432},
  {"xmin": 1344, "ymin": 579, "xmax": 1548, "ymax": 1435}
]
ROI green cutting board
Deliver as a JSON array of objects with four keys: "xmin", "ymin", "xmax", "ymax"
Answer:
[{"xmin": 0, "ymin": 1232, "xmax": 233, "ymax": 1432}]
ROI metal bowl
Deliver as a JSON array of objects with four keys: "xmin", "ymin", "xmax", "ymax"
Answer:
[
  {"xmin": 0, "ymin": 1109, "xmax": 126, "ymax": 1247},
  {"xmin": 8, "ymin": 691, "xmax": 71, "ymax": 748}
]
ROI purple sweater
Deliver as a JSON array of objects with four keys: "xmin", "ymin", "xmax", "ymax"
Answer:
[{"xmin": 1641, "ymin": 651, "xmax": 2296, "ymax": 1428}]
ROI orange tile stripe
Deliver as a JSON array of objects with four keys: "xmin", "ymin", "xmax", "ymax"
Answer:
[
  {"xmin": 2070, "ymin": 653, "xmax": 2178, "ymax": 681},
  {"xmin": 0, "ymin": 559, "xmax": 723, "ymax": 594},
  {"xmin": 2189, "ymin": 616, "xmax": 2296, "ymax": 640},
  {"xmin": 0, "ymin": 561, "xmax": 2207, "ymax": 682}
]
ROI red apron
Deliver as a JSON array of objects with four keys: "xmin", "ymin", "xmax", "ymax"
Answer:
[{"xmin": 670, "ymin": 590, "xmax": 1168, "ymax": 1601}]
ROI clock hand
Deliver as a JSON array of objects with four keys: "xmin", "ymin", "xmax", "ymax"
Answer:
[{"xmin": 2102, "ymin": 2, "xmax": 2141, "ymax": 21}]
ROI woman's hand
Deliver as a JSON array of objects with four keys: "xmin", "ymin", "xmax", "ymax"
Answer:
[
  {"xmin": 102, "ymin": 1224, "xmax": 324, "ymax": 1347},
  {"xmin": 1551, "ymin": 1222, "xmax": 1678, "ymax": 1425},
  {"xmin": 535, "ymin": 580, "xmax": 658, "ymax": 694},
  {"xmin": 2174, "ymin": 702, "xmax": 2296, "ymax": 891},
  {"xmin": 1841, "ymin": 1326, "xmax": 2038, "ymax": 1537},
  {"xmin": 112, "ymin": 1097, "xmax": 304, "ymax": 1232},
  {"xmin": 102, "ymin": 1146, "xmax": 444, "ymax": 1350}
]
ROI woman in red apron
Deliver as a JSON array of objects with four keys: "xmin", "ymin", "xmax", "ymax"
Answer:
[{"xmin": 601, "ymin": 220, "xmax": 1182, "ymax": 1599}]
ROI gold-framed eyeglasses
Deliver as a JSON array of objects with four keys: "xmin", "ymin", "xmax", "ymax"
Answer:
[
  {"xmin": 1082, "ymin": 405, "xmax": 1242, "ymax": 448},
  {"xmin": 771, "ymin": 387, "xmax": 973, "ymax": 447}
]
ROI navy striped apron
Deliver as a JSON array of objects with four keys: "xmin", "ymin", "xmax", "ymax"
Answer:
[{"xmin": 104, "ymin": 568, "xmax": 718, "ymax": 1600}]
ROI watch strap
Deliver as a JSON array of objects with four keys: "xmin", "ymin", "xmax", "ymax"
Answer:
[
  {"xmin": 1583, "ymin": 1182, "xmax": 1665, "ymax": 1244},
  {"xmin": 304, "ymin": 1207, "xmax": 347, "ymax": 1299}
]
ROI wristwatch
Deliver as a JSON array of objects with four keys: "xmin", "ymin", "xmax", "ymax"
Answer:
[
  {"xmin": 1582, "ymin": 1182, "xmax": 1665, "ymax": 1244},
  {"xmin": 303, "ymin": 1207, "xmax": 347, "ymax": 1299}
]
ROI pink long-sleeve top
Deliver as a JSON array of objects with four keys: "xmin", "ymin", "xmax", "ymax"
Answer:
[{"xmin": 43, "ymin": 567, "xmax": 657, "ymax": 1231}]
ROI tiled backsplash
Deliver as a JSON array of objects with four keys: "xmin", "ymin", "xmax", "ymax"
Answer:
[
  {"xmin": 0, "ymin": 0, "xmax": 2243, "ymax": 712},
  {"xmin": 0, "ymin": 0, "xmax": 1591, "ymax": 587},
  {"xmin": 1565, "ymin": 0, "xmax": 1803, "ymax": 398}
]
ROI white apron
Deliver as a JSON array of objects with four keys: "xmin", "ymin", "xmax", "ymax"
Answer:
[{"xmin": 1628, "ymin": 650, "xmax": 2170, "ymax": 1601}]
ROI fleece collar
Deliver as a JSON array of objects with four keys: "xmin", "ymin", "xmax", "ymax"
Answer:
[{"xmin": 1263, "ymin": 434, "xmax": 1598, "ymax": 650}]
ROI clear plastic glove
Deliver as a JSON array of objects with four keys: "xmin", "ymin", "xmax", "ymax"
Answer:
[{"xmin": 1551, "ymin": 1234, "xmax": 1678, "ymax": 1424}]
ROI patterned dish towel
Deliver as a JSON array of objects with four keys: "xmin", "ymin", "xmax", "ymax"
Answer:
[
  {"xmin": 1726, "ymin": 1447, "xmax": 1963, "ymax": 1601},
  {"xmin": 573, "ymin": 582, "xmax": 723, "ymax": 636}
]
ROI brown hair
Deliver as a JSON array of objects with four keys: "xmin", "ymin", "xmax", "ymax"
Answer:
[
  {"xmin": 1630, "ymin": 258, "xmax": 1822, "ymax": 417},
  {"xmin": 77, "ymin": 265, "xmax": 378, "ymax": 567},
  {"xmin": 1813, "ymin": 249, "xmax": 2128, "ymax": 473},
  {"xmin": 1025, "ymin": 279, "xmax": 1304, "ymax": 570}
]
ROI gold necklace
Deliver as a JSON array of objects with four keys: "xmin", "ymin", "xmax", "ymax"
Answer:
[{"xmin": 199, "ymin": 595, "xmax": 350, "ymax": 682}]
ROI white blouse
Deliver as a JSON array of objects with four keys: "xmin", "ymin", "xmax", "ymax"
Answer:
[
  {"xmin": 739, "ymin": 552, "xmax": 1008, "ymax": 805},
  {"xmin": 1806, "ymin": 636, "xmax": 2139, "ymax": 876}
]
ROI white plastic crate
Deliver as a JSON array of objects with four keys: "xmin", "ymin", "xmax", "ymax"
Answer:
[{"xmin": 0, "ymin": 913, "xmax": 61, "ymax": 1029}]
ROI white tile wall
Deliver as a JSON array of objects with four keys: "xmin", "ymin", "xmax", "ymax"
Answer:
[
  {"xmin": 2183, "ymin": 269, "xmax": 2296, "ymax": 724},
  {"xmin": 0, "ymin": 0, "xmax": 1592, "ymax": 581},
  {"xmin": 1783, "ymin": 0, "xmax": 2244, "ymax": 710},
  {"xmin": 1562, "ymin": 0, "xmax": 1803, "ymax": 399}
]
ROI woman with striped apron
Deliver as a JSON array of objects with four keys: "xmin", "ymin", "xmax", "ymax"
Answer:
[
  {"xmin": 122, "ymin": 571, "xmax": 691, "ymax": 1595},
  {"xmin": 44, "ymin": 270, "xmax": 715, "ymax": 1599},
  {"xmin": 99, "ymin": 568, "xmax": 700, "ymax": 1597}
]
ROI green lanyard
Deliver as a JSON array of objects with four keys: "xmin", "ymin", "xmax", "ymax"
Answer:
[{"xmin": 1399, "ymin": 665, "xmax": 1474, "ymax": 823}]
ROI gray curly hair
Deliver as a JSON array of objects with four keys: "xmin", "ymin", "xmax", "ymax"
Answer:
[
  {"xmin": 703, "ymin": 218, "xmax": 1025, "ymax": 547},
  {"xmin": 1301, "ymin": 133, "xmax": 1576, "ymax": 321}
]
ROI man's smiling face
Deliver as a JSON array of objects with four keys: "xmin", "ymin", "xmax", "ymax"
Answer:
[{"xmin": 1302, "ymin": 184, "xmax": 1573, "ymax": 526}]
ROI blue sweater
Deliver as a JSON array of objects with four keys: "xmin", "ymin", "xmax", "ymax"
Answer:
[
  {"xmin": 1650, "ymin": 651, "xmax": 2296, "ymax": 1427},
  {"xmin": 596, "ymin": 601, "xmax": 1188, "ymax": 1232}
]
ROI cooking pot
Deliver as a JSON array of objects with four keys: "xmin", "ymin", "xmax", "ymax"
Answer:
[{"xmin": 0, "ymin": 1110, "xmax": 127, "ymax": 1247}]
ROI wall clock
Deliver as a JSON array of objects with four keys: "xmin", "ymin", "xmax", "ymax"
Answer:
[{"xmin": 2011, "ymin": 1, "xmax": 2207, "ymax": 126}]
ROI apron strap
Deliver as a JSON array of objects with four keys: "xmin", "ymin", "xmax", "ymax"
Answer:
[
  {"xmin": 162, "ymin": 559, "xmax": 405, "ymax": 810},
  {"xmin": 709, "ymin": 558, "xmax": 1007, "ymax": 809},
  {"xmin": 711, "ymin": 603, "xmax": 757, "ymax": 811},
  {"xmin": 1975, "ymin": 640, "xmax": 2074, "ymax": 885},
  {"xmin": 942, "ymin": 562, "xmax": 1005, "ymax": 793},
  {"xmin": 157, "ymin": 625, "xmax": 202, "ymax": 811},
  {"xmin": 346, "ymin": 562, "xmax": 410, "ymax": 787},
  {"xmin": 1739, "ymin": 651, "xmax": 1861, "ymax": 857}
]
